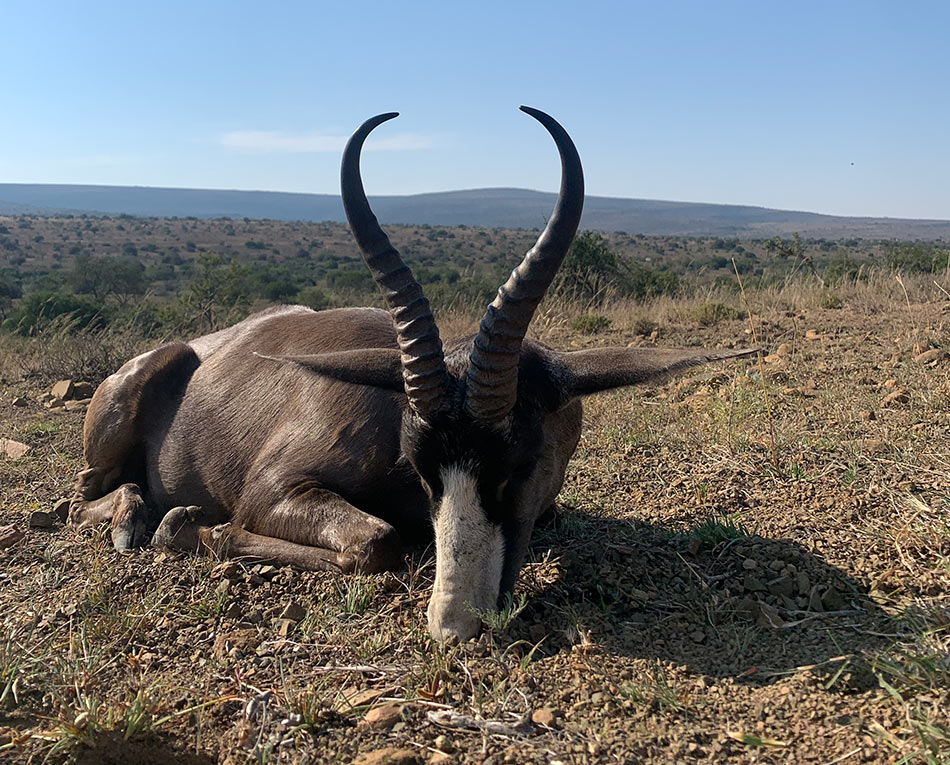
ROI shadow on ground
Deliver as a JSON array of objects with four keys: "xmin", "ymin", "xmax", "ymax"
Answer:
[{"xmin": 497, "ymin": 507, "xmax": 889, "ymax": 689}]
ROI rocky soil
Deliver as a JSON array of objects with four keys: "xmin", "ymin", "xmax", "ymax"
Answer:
[{"xmin": 1, "ymin": 286, "xmax": 948, "ymax": 763}]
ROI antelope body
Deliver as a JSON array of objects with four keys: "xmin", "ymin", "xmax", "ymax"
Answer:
[{"xmin": 69, "ymin": 109, "xmax": 754, "ymax": 641}]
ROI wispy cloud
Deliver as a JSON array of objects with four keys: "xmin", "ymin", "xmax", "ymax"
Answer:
[{"xmin": 220, "ymin": 130, "xmax": 432, "ymax": 153}]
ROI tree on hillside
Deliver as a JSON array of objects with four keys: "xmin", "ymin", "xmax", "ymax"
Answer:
[{"xmin": 69, "ymin": 254, "xmax": 146, "ymax": 304}]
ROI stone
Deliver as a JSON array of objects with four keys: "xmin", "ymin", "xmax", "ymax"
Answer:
[
  {"xmin": 335, "ymin": 687, "xmax": 390, "ymax": 712},
  {"xmin": 360, "ymin": 702, "xmax": 404, "ymax": 729},
  {"xmin": 767, "ymin": 576, "xmax": 795, "ymax": 598},
  {"xmin": 914, "ymin": 348, "xmax": 946, "ymax": 364},
  {"xmin": 352, "ymin": 747, "xmax": 422, "ymax": 765},
  {"xmin": 29, "ymin": 511, "xmax": 55, "ymax": 529},
  {"xmin": 50, "ymin": 380, "xmax": 74, "ymax": 400},
  {"xmin": 531, "ymin": 707, "xmax": 557, "ymax": 727},
  {"xmin": 743, "ymin": 575, "xmax": 767, "ymax": 592},
  {"xmin": 11, "ymin": 397, "xmax": 27, "ymax": 407},
  {"xmin": 432, "ymin": 734, "xmax": 454, "ymax": 754},
  {"xmin": 881, "ymin": 389, "xmax": 909, "ymax": 407},
  {"xmin": 64, "ymin": 400, "xmax": 88, "ymax": 412},
  {"xmin": 741, "ymin": 558, "xmax": 758, "ymax": 570},
  {"xmin": 805, "ymin": 330, "xmax": 821, "ymax": 340},
  {"xmin": 0, "ymin": 439, "xmax": 30, "ymax": 460},
  {"xmin": 821, "ymin": 586, "xmax": 846, "ymax": 611},
  {"xmin": 279, "ymin": 602, "xmax": 306, "ymax": 622},
  {"xmin": 72, "ymin": 381, "xmax": 96, "ymax": 398},
  {"xmin": 212, "ymin": 628, "xmax": 260, "ymax": 659},
  {"xmin": 776, "ymin": 343, "xmax": 790, "ymax": 356},
  {"xmin": 0, "ymin": 525, "xmax": 25, "ymax": 550},
  {"xmin": 46, "ymin": 398, "xmax": 65, "ymax": 409},
  {"xmin": 52, "ymin": 498, "xmax": 71, "ymax": 522},
  {"xmin": 211, "ymin": 561, "xmax": 243, "ymax": 580}
]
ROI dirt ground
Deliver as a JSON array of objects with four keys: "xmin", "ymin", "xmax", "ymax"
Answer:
[{"xmin": 1, "ymin": 283, "xmax": 948, "ymax": 763}]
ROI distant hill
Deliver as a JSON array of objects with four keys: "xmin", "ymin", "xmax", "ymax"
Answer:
[{"xmin": 1, "ymin": 183, "xmax": 947, "ymax": 240}]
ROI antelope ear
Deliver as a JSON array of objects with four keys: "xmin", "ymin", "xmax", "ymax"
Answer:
[
  {"xmin": 253, "ymin": 349, "xmax": 404, "ymax": 391},
  {"xmin": 560, "ymin": 346, "xmax": 760, "ymax": 397}
]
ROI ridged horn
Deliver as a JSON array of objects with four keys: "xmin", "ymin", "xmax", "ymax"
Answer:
[
  {"xmin": 341, "ymin": 112, "xmax": 448, "ymax": 419},
  {"xmin": 466, "ymin": 106, "xmax": 585, "ymax": 421}
]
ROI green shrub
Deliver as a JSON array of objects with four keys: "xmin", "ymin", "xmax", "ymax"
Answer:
[
  {"xmin": 570, "ymin": 314, "xmax": 612, "ymax": 334},
  {"xmin": 1, "ymin": 291, "xmax": 103, "ymax": 336},
  {"xmin": 690, "ymin": 301, "xmax": 745, "ymax": 327}
]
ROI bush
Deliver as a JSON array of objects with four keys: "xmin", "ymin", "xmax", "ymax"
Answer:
[
  {"xmin": 570, "ymin": 314, "xmax": 611, "ymax": 334},
  {"xmin": 1, "ymin": 291, "xmax": 104, "ymax": 336},
  {"xmin": 690, "ymin": 301, "xmax": 745, "ymax": 327}
]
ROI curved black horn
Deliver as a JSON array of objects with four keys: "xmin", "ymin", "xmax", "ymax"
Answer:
[
  {"xmin": 465, "ymin": 106, "xmax": 585, "ymax": 421},
  {"xmin": 341, "ymin": 112, "xmax": 448, "ymax": 419}
]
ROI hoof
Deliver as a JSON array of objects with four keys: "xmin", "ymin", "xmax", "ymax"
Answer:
[
  {"xmin": 110, "ymin": 484, "xmax": 151, "ymax": 552},
  {"xmin": 152, "ymin": 506, "xmax": 207, "ymax": 553}
]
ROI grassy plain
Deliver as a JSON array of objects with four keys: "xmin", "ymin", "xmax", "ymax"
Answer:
[{"xmin": 0, "ymin": 217, "xmax": 949, "ymax": 763}]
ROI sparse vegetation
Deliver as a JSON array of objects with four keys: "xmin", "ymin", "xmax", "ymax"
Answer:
[{"xmin": 1, "ymin": 218, "xmax": 949, "ymax": 762}]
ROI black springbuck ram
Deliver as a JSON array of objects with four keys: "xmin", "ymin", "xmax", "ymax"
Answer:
[{"xmin": 68, "ymin": 108, "xmax": 755, "ymax": 641}]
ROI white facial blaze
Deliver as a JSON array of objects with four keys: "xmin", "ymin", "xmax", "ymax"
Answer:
[{"xmin": 427, "ymin": 466, "xmax": 505, "ymax": 642}]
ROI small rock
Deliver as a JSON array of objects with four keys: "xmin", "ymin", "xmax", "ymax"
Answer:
[
  {"xmin": 776, "ymin": 343, "xmax": 790, "ymax": 356},
  {"xmin": 52, "ymin": 498, "xmax": 71, "ymax": 522},
  {"xmin": 805, "ymin": 330, "xmax": 821, "ymax": 340},
  {"xmin": 46, "ymin": 398, "xmax": 65, "ymax": 409},
  {"xmin": 881, "ymin": 389, "xmax": 909, "ymax": 407},
  {"xmin": 858, "ymin": 410, "xmax": 876, "ymax": 421},
  {"xmin": 808, "ymin": 585, "xmax": 824, "ymax": 612},
  {"xmin": 0, "ymin": 525, "xmax": 25, "ymax": 550},
  {"xmin": 690, "ymin": 630, "xmax": 706, "ymax": 643},
  {"xmin": 50, "ymin": 380, "xmax": 74, "ymax": 400},
  {"xmin": 531, "ymin": 707, "xmax": 557, "ymax": 727},
  {"xmin": 914, "ymin": 348, "xmax": 946, "ymax": 364},
  {"xmin": 212, "ymin": 628, "xmax": 259, "ymax": 660},
  {"xmin": 223, "ymin": 601, "xmax": 243, "ymax": 620},
  {"xmin": 882, "ymin": 378, "xmax": 898, "ymax": 389},
  {"xmin": 743, "ymin": 575, "xmax": 767, "ymax": 592},
  {"xmin": 432, "ymin": 734, "xmax": 454, "ymax": 754},
  {"xmin": 11, "ymin": 397, "xmax": 27, "ymax": 407},
  {"xmin": 335, "ymin": 686, "xmax": 391, "ymax": 712},
  {"xmin": 741, "ymin": 558, "xmax": 758, "ymax": 570},
  {"xmin": 821, "ymin": 586, "xmax": 846, "ymax": 611},
  {"xmin": 360, "ymin": 702, "xmax": 404, "ymax": 729},
  {"xmin": 768, "ymin": 576, "xmax": 795, "ymax": 598},
  {"xmin": 352, "ymin": 747, "xmax": 422, "ymax": 765},
  {"xmin": 29, "ymin": 511, "xmax": 55, "ymax": 529},
  {"xmin": 211, "ymin": 561, "xmax": 243, "ymax": 580},
  {"xmin": 796, "ymin": 571, "xmax": 811, "ymax": 595},
  {"xmin": 37, "ymin": 392, "xmax": 53, "ymax": 403},
  {"xmin": 215, "ymin": 579, "xmax": 230, "ymax": 596},
  {"xmin": 258, "ymin": 564, "xmax": 279, "ymax": 579},
  {"xmin": 64, "ymin": 400, "xmax": 88, "ymax": 412},
  {"xmin": 0, "ymin": 439, "xmax": 30, "ymax": 460},
  {"xmin": 73, "ymin": 381, "xmax": 96, "ymax": 398},
  {"xmin": 279, "ymin": 602, "xmax": 306, "ymax": 622}
]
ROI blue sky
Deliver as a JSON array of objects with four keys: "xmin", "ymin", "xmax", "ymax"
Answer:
[{"xmin": 2, "ymin": 1, "xmax": 947, "ymax": 219}]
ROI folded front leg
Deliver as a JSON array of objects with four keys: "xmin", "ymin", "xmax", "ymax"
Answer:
[{"xmin": 153, "ymin": 487, "xmax": 403, "ymax": 574}]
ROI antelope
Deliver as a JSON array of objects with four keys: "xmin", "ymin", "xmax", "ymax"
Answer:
[{"xmin": 68, "ymin": 108, "xmax": 755, "ymax": 641}]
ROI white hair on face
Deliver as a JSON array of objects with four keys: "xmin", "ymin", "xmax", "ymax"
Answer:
[{"xmin": 427, "ymin": 465, "xmax": 505, "ymax": 642}]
